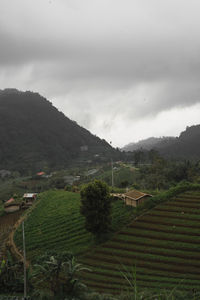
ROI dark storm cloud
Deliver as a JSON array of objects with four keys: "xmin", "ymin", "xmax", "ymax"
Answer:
[{"xmin": 1, "ymin": 0, "xmax": 200, "ymax": 145}]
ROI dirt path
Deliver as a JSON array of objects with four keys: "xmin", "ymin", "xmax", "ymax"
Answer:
[
  {"xmin": 0, "ymin": 211, "xmax": 23, "ymax": 259},
  {"xmin": 7, "ymin": 198, "xmax": 41, "ymax": 264}
]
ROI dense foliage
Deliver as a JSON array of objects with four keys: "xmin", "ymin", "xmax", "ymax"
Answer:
[
  {"xmin": 80, "ymin": 180, "xmax": 112, "ymax": 239},
  {"xmin": 118, "ymin": 151, "xmax": 200, "ymax": 190},
  {"xmin": 0, "ymin": 254, "xmax": 23, "ymax": 293}
]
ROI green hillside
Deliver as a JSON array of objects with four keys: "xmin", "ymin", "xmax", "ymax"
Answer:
[
  {"xmin": 14, "ymin": 190, "xmax": 135, "ymax": 260},
  {"xmin": 0, "ymin": 89, "xmax": 115, "ymax": 173},
  {"xmin": 78, "ymin": 191, "xmax": 200, "ymax": 294}
]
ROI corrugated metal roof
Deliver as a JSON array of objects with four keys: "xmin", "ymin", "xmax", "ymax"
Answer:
[{"xmin": 23, "ymin": 193, "xmax": 37, "ymax": 198}]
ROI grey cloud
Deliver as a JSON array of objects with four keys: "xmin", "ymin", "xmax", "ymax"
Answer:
[{"xmin": 1, "ymin": 0, "xmax": 200, "ymax": 144}]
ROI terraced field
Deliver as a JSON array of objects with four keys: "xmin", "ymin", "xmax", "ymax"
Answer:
[
  {"xmin": 79, "ymin": 191, "xmax": 200, "ymax": 294},
  {"xmin": 14, "ymin": 190, "xmax": 135, "ymax": 260}
]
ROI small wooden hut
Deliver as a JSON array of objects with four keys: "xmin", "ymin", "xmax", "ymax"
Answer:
[{"xmin": 123, "ymin": 190, "xmax": 152, "ymax": 207}]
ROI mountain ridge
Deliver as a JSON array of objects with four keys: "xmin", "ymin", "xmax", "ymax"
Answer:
[
  {"xmin": 123, "ymin": 125, "xmax": 200, "ymax": 160},
  {"xmin": 0, "ymin": 89, "xmax": 114, "ymax": 173}
]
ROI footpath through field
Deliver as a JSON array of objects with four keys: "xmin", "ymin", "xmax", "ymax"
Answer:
[{"xmin": 0, "ymin": 211, "xmax": 23, "ymax": 259}]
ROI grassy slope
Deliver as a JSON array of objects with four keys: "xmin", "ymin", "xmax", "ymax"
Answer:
[
  {"xmin": 14, "ymin": 190, "xmax": 135, "ymax": 260},
  {"xmin": 78, "ymin": 191, "xmax": 200, "ymax": 294}
]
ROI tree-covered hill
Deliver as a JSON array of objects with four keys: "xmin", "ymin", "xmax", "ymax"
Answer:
[
  {"xmin": 0, "ymin": 89, "xmax": 114, "ymax": 173},
  {"xmin": 123, "ymin": 125, "xmax": 200, "ymax": 160},
  {"xmin": 122, "ymin": 136, "xmax": 175, "ymax": 152},
  {"xmin": 158, "ymin": 125, "xmax": 200, "ymax": 159}
]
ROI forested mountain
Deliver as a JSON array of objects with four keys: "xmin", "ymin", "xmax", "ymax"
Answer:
[
  {"xmin": 123, "ymin": 125, "xmax": 200, "ymax": 160},
  {"xmin": 122, "ymin": 137, "xmax": 175, "ymax": 152},
  {"xmin": 159, "ymin": 125, "xmax": 200, "ymax": 159},
  {"xmin": 0, "ymin": 89, "xmax": 114, "ymax": 173}
]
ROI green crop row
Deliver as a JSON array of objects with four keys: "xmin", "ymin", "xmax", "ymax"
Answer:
[
  {"xmin": 102, "ymin": 240, "xmax": 200, "ymax": 260},
  {"xmin": 81, "ymin": 269, "xmax": 200, "ymax": 289},
  {"xmin": 79, "ymin": 260, "xmax": 200, "ymax": 281},
  {"xmin": 113, "ymin": 234, "xmax": 200, "ymax": 252},
  {"xmin": 93, "ymin": 246, "xmax": 200, "ymax": 267},
  {"xmin": 154, "ymin": 205, "xmax": 200, "ymax": 214},
  {"xmin": 81, "ymin": 253, "xmax": 200, "ymax": 279},
  {"xmin": 139, "ymin": 215, "xmax": 200, "ymax": 227},
  {"xmin": 120, "ymin": 227, "xmax": 200, "ymax": 243},
  {"xmin": 148, "ymin": 209, "xmax": 200, "ymax": 220},
  {"xmin": 131, "ymin": 220, "xmax": 200, "ymax": 236}
]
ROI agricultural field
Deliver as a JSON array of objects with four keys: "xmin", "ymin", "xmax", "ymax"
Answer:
[
  {"xmin": 14, "ymin": 190, "xmax": 135, "ymax": 260},
  {"xmin": 79, "ymin": 191, "xmax": 200, "ymax": 294}
]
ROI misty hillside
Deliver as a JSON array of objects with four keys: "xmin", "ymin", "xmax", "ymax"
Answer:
[
  {"xmin": 122, "ymin": 137, "xmax": 175, "ymax": 152},
  {"xmin": 123, "ymin": 125, "xmax": 200, "ymax": 160},
  {"xmin": 159, "ymin": 125, "xmax": 200, "ymax": 159},
  {"xmin": 0, "ymin": 89, "xmax": 114, "ymax": 173}
]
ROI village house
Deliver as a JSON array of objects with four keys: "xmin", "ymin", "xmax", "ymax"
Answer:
[
  {"xmin": 4, "ymin": 198, "xmax": 21, "ymax": 213},
  {"xmin": 23, "ymin": 193, "xmax": 37, "ymax": 206}
]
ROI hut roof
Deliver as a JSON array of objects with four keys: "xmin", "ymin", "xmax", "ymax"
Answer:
[
  {"xmin": 23, "ymin": 193, "xmax": 37, "ymax": 198},
  {"xmin": 37, "ymin": 171, "xmax": 45, "ymax": 176},
  {"xmin": 6, "ymin": 197, "xmax": 15, "ymax": 204},
  {"xmin": 124, "ymin": 190, "xmax": 152, "ymax": 201},
  {"xmin": 4, "ymin": 198, "xmax": 20, "ymax": 207}
]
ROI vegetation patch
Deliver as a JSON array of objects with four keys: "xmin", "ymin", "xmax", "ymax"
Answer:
[{"xmin": 14, "ymin": 190, "xmax": 135, "ymax": 260}]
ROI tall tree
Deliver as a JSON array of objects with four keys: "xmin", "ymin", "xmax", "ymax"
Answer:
[{"xmin": 80, "ymin": 180, "xmax": 111, "ymax": 239}]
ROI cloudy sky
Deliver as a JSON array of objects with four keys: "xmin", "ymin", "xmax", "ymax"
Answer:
[{"xmin": 1, "ymin": 0, "xmax": 200, "ymax": 147}]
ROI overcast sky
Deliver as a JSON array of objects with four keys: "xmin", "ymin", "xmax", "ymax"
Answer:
[{"xmin": 1, "ymin": 0, "xmax": 200, "ymax": 147}]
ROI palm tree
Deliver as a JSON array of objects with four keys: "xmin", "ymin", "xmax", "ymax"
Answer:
[{"xmin": 62, "ymin": 256, "xmax": 90, "ymax": 295}]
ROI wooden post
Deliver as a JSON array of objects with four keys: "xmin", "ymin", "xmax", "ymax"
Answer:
[{"xmin": 22, "ymin": 221, "xmax": 27, "ymax": 299}]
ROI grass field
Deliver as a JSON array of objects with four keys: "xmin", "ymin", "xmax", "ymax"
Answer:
[
  {"xmin": 14, "ymin": 190, "xmax": 135, "ymax": 260},
  {"xmin": 78, "ymin": 191, "xmax": 200, "ymax": 294}
]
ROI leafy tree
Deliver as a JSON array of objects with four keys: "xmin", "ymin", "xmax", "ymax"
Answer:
[{"xmin": 80, "ymin": 180, "xmax": 112, "ymax": 239}]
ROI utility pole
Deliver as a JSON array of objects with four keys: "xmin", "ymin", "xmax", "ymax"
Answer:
[
  {"xmin": 110, "ymin": 141, "xmax": 114, "ymax": 190},
  {"xmin": 111, "ymin": 158, "xmax": 114, "ymax": 190},
  {"xmin": 22, "ymin": 221, "xmax": 27, "ymax": 300}
]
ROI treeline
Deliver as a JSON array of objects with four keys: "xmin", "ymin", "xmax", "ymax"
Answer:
[{"xmin": 131, "ymin": 150, "xmax": 200, "ymax": 190}]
